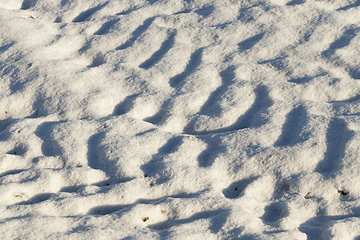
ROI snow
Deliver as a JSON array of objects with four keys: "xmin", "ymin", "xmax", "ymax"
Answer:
[{"xmin": 1, "ymin": 0, "xmax": 360, "ymax": 239}]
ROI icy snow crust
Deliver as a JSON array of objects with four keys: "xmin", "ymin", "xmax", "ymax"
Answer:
[{"xmin": 1, "ymin": 0, "xmax": 360, "ymax": 239}]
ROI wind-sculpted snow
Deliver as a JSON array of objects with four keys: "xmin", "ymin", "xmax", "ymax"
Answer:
[{"xmin": 1, "ymin": 0, "xmax": 360, "ymax": 239}]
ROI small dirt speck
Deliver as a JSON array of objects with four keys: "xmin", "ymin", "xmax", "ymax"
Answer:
[
  {"xmin": 142, "ymin": 216, "xmax": 149, "ymax": 222},
  {"xmin": 14, "ymin": 193, "xmax": 24, "ymax": 198},
  {"xmin": 338, "ymin": 190, "xmax": 348, "ymax": 196}
]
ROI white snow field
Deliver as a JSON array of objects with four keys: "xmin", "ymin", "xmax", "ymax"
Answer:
[{"xmin": 1, "ymin": 0, "xmax": 360, "ymax": 239}]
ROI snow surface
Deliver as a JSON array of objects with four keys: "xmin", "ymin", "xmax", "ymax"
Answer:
[{"xmin": 1, "ymin": 0, "xmax": 360, "ymax": 239}]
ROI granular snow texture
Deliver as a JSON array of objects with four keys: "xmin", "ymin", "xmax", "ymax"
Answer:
[{"xmin": 1, "ymin": 0, "xmax": 360, "ymax": 239}]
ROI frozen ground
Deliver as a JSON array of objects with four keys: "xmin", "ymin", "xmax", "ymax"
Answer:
[{"xmin": 1, "ymin": 0, "xmax": 360, "ymax": 239}]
